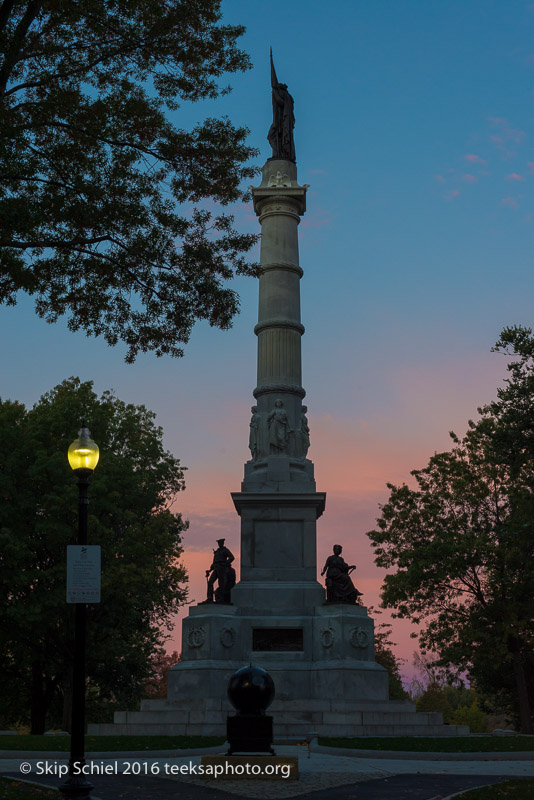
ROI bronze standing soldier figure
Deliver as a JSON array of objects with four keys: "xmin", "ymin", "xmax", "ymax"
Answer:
[{"xmin": 205, "ymin": 538, "xmax": 235, "ymax": 604}]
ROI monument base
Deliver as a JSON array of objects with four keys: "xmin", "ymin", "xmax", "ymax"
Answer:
[
  {"xmin": 89, "ymin": 602, "xmax": 469, "ymax": 738},
  {"xmin": 89, "ymin": 696, "xmax": 468, "ymax": 738}
]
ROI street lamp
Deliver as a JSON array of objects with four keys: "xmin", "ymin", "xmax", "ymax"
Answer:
[{"xmin": 60, "ymin": 424, "xmax": 99, "ymax": 800}]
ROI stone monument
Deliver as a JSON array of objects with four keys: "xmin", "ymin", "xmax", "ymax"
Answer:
[{"xmin": 89, "ymin": 57, "xmax": 468, "ymax": 738}]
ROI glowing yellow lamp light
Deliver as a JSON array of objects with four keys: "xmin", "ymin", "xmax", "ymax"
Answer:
[{"xmin": 68, "ymin": 424, "xmax": 100, "ymax": 472}]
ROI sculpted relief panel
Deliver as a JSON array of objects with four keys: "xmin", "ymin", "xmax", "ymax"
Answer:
[{"xmin": 248, "ymin": 399, "xmax": 311, "ymax": 461}]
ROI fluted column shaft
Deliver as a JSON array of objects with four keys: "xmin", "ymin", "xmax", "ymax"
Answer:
[
  {"xmin": 249, "ymin": 160, "xmax": 308, "ymax": 444},
  {"xmin": 253, "ymin": 160, "xmax": 306, "ymax": 398},
  {"xmin": 240, "ymin": 158, "xmax": 315, "ymax": 490},
  {"xmin": 255, "ymin": 192, "xmax": 304, "ymax": 392}
]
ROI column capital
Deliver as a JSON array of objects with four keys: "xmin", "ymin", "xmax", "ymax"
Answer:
[
  {"xmin": 251, "ymin": 158, "xmax": 309, "ymax": 216},
  {"xmin": 252, "ymin": 186, "xmax": 308, "ymax": 217}
]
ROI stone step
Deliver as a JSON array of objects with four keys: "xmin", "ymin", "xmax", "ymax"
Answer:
[
  {"xmin": 329, "ymin": 700, "xmax": 417, "ymax": 713},
  {"xmin": 140, "ymin": 697, "xmax": 227, "ymax": 712},
  {"xmin": 120, "ymin": 708, "xmax": 440, "ymax": 727},
  {"xmin": 88, "ymin": 721, "xmax": 469, "ymax": 738},
  {"xmin": 89, "ymin": 723, "xmax": 186, "ymax": 736},
  {"xmin": 272, "ymin": 723, "xmax": 470, "ymax": 737},
  {"xmin": 138, "ymin": 697, "xmax": 418, "ymax": 714},
  {"xmin": 88, "ymin": 722, "xmax": 225, "ymax": 736},
  {"xmin": 360, "ymin": 711, "xmax": 443, "ymax": 725},
  {"xmin": 269, "ymin": 699, "xmax": 418, "ymax": 713},
  {"xmin": 139, "ymin": 699, "xmax": 174, "ymax": 712},
  {"xmin": 308, "ymin": 723, "xmax": 468, "ymax": 736}
]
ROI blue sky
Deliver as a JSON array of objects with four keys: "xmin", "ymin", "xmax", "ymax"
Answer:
[{"xmin": 2, "ymin": 0, "xmax": 534, "ymax": 671}]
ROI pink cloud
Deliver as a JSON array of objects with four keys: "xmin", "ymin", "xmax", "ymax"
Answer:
[
  {"xmin": 445, "ymin": 189, "xmax": 460, "ymax": 200},
  {"xmin": 434, "ymin": 174, "xmax": 446, "ymax": 183},
  {"xmin": 501, "ymin": 196, "xmax": 519, "ymax": 208},
  {"xmin": 489, "ymin": 117, "xmax": 525, "ymax": 156},
  {"xmin": 528, "ymin": 162, "xmax": 534, "ymax": 175},
  {"xmin": 464, "ymin": 154, "xmax": 486, "ymax": 164},
  {"xmin": 506, "ymin": 173, "xmax": 524, "ymax": 181},
  {"xmin": 462, "ymin": 174, "xmax": 477, "ymax": 184}
]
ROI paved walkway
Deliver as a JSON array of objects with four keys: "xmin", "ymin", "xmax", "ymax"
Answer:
[
  {"xmin": 1, "ymin": 747, "xmax": 533, "ymax": 799},
  {"xmin": 1, "ymin": 770, "xmax": 521, "ymax": 799}
]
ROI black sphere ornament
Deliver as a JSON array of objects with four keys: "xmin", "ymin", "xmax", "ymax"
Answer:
[{"xmin": 227, "ymin": 665, "xmax": 275, "ymax": 715}]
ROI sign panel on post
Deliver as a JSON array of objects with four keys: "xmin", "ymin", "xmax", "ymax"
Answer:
[{"xmin": 67, "ymin": 545, "xmax": 101, "ymax": 603}]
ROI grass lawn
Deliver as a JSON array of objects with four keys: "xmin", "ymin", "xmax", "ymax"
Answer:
[
  {"xmin": 455, "ymin": 779, "xmax": 534, "ymax": 798},
  {"xmin": 2, "ymin": 733, "xmax": 533, "ymax": 754},
  {"xmin": 0, "ymin": 778, "xmax": 58, "ymax": 799},
  {"xmin": 318, "ymin": 736, "xmax": 534, "ymax": 752},
  {"xmin": 0, "ymin": 735, "xmax": 224, "ymax": 752}
]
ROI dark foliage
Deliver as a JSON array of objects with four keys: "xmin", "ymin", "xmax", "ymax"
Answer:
[
  {"xmin": 0, "ymin": 378, "xmax": 188, "ymax": 732},
  {"xmin": 0, "ymin": 1, "xmax": 260, "ymax": 361}
]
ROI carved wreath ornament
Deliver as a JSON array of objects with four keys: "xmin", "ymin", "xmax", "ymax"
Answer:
[
  {"xmin": 219, "ymin": 627, "xmax": 236, "ymax": 648},
  {"xmin": 320, "ymin": 627, "xmax": 335, "ymax": 648},
  {"xmin": 187, "ymin": 626, "xmax": 206, "ymax": 648},
  {"xmin": 349, "ymin": 626, "xmax": 370, "ymax": 649}
]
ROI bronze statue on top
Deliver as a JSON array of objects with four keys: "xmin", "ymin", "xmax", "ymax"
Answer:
[
  {"xmin": 267, "ymin": 49, "xmax": 296, "ymax": 162},
  {"xmin": 321, "ymin": 544, "xmax": 363, "ymax": 604}
]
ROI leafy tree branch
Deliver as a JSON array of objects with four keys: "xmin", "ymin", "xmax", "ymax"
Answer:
[{"xmin": 0, "ymin": 1, "xmax": 260, "ymax": 361}]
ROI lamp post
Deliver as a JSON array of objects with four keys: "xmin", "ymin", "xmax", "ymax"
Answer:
[{"xmin": 60, "ymin": 424, "xmax": 99, "ymax": 800}]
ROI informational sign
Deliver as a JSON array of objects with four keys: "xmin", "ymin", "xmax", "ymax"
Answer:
[{"xmin": 66, "ymin": 545, "xmax": 101, "ymax": 603}]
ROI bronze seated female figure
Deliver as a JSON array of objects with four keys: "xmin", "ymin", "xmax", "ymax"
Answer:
[{"xmin": 321, "ymin": 544, "xmax": 363, "ymax": 604}]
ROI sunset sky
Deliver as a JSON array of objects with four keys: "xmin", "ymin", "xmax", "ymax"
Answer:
[{"xmin": 3, "ymin": 1, "xmax": 534, "ymax": 679}]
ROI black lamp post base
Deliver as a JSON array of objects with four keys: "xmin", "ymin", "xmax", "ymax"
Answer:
[{"xmin": 59, "ymin": 774, "xmax": 94, "ymax": 799}]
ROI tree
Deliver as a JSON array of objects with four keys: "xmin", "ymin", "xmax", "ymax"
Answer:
[
  {"xmin": 367, "ymin": 327, "xmax": 534, "ymax": 733},
  {"xmin": 368, "ymin": 608, "xmax": 408, "ymax": 701},
  {"xmin": 0, "ymin": 378, "xmax": 188, "ymax": 733},
  {"xmin": 0, "ymin": 1, "xmax": 259, "ymax": 362},
  {"xmin": 143, "ymin": 648, "xmax": 180, "ymax": 700},
  {"xmin": 409, "ymin": 653, "xmax": 489, "ymax": 732}
]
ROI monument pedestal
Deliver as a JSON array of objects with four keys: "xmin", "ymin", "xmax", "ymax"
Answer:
[
  {"xmin": 158, "ymin": 478, "xmax": 396, "ymax": 717},
  {"xmin": 89, "ymin": 596, "xmax": 469, "ymax": 737},
  {"xmin": 169, "ymin": 600, "xmax": 388, "ymax": 703}
]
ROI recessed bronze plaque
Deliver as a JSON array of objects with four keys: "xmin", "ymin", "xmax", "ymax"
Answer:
[{"xmin": 252, "ymin": 628, "xmax": 303, "ymax": 651}]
